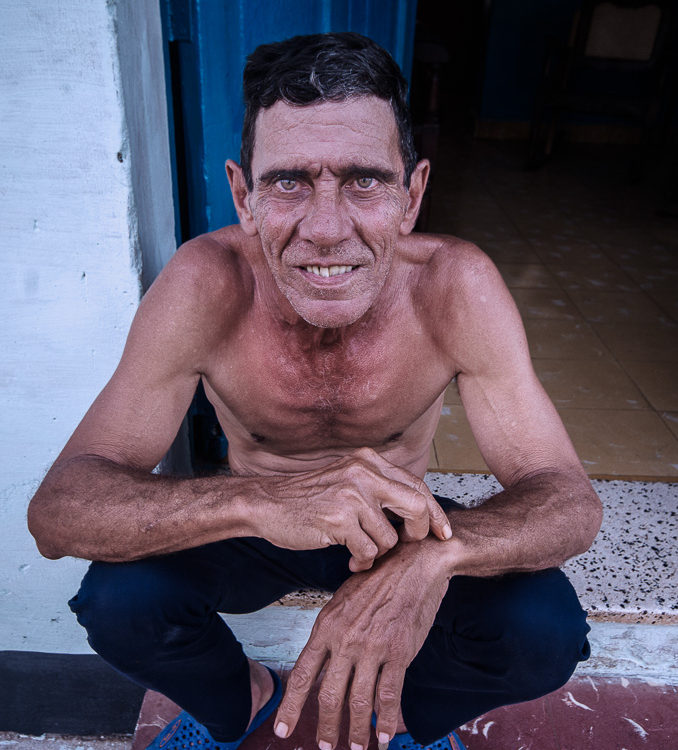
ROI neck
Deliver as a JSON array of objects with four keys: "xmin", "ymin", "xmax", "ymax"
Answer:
[{"xmin": 280, "ymin": 314, "xmax": 363, "ymax": 350}]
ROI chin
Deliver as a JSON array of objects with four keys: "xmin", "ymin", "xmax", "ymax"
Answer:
[{"xmin": 290, "ymin": 296, "xmax": 373, "ymax": 329}]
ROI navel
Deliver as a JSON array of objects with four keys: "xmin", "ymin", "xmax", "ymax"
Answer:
[
  {"xmin": 386, "ymin": 431, "xmax": 403, "ymax": 443},
  {"xmin": 250, "ymin": 432, "xmax": 266, "ymax": 443}
]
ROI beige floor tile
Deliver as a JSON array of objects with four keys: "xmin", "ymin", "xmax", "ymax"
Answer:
[
  {"xmin": 620, "ymin": 265, "xmax": 678, "ymax": 290},
  {"xmin": 568, "ymin": 290, "xmax": 667, "ymax": 323},
  {"xmin": 531, "ymin": 241, "xmax": 608, "ymax": 266},
  {"xmin": 547, "ymin": 264, "xmax": 637, "ymax": 293},
  {"xmin": 645, "ymin": 287, "xmax": 678, "ymax": 323},
  {"xmin": 559, "ymin": 409, "xmax": 678, "ymax": 478},
  {"xmin": 601, "ymin": 242, "xmax": 678, "ymax": 268},
  {"xmin": 651, "ymin": 225, "xmax": 678, "ymax": 253},
  {"xmin": 622, "ymin": 360, "xmax": 678, "ymax": 411},
  {"xmin": 496, "ymin": 263, "xmax": 559, "ymax": 289},
  {"xmin": 511, "ymin": 288, "xmax": 580, "ymax": 320},
  {"xmin": 524, "ymin": 319, "xmax": 610, "ymax": 359},
  {"xmin": 533, "ymin": 359, "xmax": 649, "ymax": 410},
  {"xmin": 434, "ymin": 407, "xmax": 489, "ymax": 473},
  {"xmin": 592, "ymin": 321, "xmax": 678, "ymax": 362},
  {"xmin": 661, "ymin": 412, "xmax": 678, "ymax": 440},
  {"xmin": 481, "ymin": 239, "xmax": 541, "ymax": 264}
]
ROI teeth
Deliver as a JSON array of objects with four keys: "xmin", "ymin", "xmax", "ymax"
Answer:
[{"xmin": 305, "ymin": 265, "xmax": 354, "ymax": 277}]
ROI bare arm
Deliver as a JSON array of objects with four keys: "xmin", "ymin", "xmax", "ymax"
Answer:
[
  {"xmin": 443, "ymin": 246, "xmax": 602, "ymax": 575},
  {"xmin": 27, "ymin": 241, "xmax": 234, "ymax": 560}
]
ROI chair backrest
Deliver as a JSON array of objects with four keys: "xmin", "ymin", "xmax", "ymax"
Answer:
[{"xmin": 571, "ymin": 0, "xmax": 674, "ymax": 71}]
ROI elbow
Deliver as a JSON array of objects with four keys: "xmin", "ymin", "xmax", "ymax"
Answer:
[
  {"xmin": 573, "ymin": 486, "xmax": 603, "ymax": 556},
  {"xmin": 27, "ymin": 493, "xmax": 67, "ymax": 560}
]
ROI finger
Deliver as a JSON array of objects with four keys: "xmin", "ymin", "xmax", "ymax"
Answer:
[
  {"xmin": 374, "ymin": 662, "xmax": 405, "ymax": 746},
  {"xmin": 348, "ymin": 662, "xmax": 379, "ymax": 750},
  {"xmin": 275, "ymin": 640, "xmax": 326, "ymax": 739},
  {"xmin": 354, "ymin": 448, "xmax": 427, "ymax": 495},
  {"xmin": 316, "ymin": 655, "xmax": 353, "ymax": 750},
  {"xmin": 380, "ymin": 478, "xmax": 451, "ymax": 543},
  {"xmin": 426, "ymin": 495, "xmax": 453, "ymax": 541},
  {"xmin": 344, "ymin": 527, "xmax": 380, "ymax": 572},
  {"xmin": 357, "ymin": 513, "xmax": 399, "ymax": 558},
  {"xmin": 349, "ymin": 449, "xmax": 451, "ymax": 542},
  {"xmin": 382, "ymin": 483, "xmax": 429, "ymax": 542}
]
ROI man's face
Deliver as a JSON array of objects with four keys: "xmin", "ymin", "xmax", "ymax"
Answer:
[{"xmin": 231, "ymin": 97, "xmax": 426, "ymax": 328}]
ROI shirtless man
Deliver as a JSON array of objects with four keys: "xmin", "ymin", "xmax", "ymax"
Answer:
[{"xmin": 28, "ymin": 32, "xmax": 601, "ymax": 750}]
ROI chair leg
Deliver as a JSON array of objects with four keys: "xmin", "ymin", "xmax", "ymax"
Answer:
[{"xmin": 527, "ymin": 107, "xmax": 556, "ymax": 169}]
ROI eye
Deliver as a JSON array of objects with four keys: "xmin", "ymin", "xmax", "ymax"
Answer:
[
  {"xmin": 277, "ymin": 178, "xmax": 297, "ymax": 191},
  {"xmin": 355, "ymin": 176, "xmax": 376, "ymax": 189}
]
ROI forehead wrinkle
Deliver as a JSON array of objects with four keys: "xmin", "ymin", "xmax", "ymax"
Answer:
[
  {"xmin": 254, "ymin": 99, "xmax": 400, "ymax": 148},
  {"xmin": 267, "ymin": 121, "xmax": 396, "ymax": 157}
]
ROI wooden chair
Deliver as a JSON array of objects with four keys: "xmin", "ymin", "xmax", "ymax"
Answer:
[{"xmin": 527, "ymin": 0, "xmax": 677, "ymax": 169}]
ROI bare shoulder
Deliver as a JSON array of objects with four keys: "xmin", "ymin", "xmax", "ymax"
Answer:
[
  {"xmin": 408, "ymin": 233, "xmax": 524, "ymax": 368},
  {"xmin": 156, "ymin": 226, "xmax": 254, "ymax": 309},
  {"xmin": 422, "ymin": 234, "xmax": 500, "ymax": 291},
  {"xmin": 407, "ymin": 233, "xmax": 508, "ymax": 316},
  {"xmin": 128, "ymin": 226, "xmax": 258, "ymax": 371}
]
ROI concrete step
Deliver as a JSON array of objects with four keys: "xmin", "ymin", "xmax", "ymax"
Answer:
[{"xmin": 131, "ymin": 672, "xmax": 678, "ymax": 750}]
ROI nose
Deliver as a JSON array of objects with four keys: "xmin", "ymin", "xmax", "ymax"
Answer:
[{"xmin": 297, "ymin": 186, "xmax": 353, "ymax": 248}]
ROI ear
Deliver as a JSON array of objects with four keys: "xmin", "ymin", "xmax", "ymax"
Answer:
[
  {"xmin": 226, "ymin": 160, "xmax": 258, "ymax": 236},
  {"xmin": 399, "ymin": 159, "xmax": 430, "ymax": 235}
]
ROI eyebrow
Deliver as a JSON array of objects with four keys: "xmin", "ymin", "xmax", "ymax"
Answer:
[
  {"xmin": 257, "ymin": 168, "xmax": 309, "ymax": 186},
  {"xmin": 257, "ymin": 164, "xmax": 399, "ymax": 187}
]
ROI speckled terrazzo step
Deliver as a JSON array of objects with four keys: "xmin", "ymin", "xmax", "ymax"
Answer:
[
  {"xmin": 277, "ymin": 474, "xmax": 678, "ymax": 625},
  {"xmin": 424, "ymin": 473, "xmax": 678, "ymax": 625}
]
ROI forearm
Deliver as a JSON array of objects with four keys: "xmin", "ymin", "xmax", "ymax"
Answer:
[
  {"xmin": 27, "ymin": 455, "xmax": 255, "ymax": 562},
  {"xmin": 438, "ymin": 470, "xmax": 602, "ymax": 578}
]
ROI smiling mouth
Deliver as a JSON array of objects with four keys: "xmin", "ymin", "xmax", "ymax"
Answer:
[{"xmin": 303, "ymin": 264, "xmax": 355, "ymax": 278}]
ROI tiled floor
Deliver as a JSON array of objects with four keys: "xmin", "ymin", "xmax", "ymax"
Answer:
[{"xmin": 425, "ymin": 139, "xmax": 678, "ymax": 480}]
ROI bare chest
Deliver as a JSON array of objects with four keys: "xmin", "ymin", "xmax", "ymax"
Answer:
[{"xmin": 204, "ymin": 319, "xmax": 451, "ymax": 452}]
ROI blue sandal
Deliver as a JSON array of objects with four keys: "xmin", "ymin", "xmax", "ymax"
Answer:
[
  {"xmin": 372, "ymin": 715, "xmax": 466, "ymax": 750},
  {"xmin": 386, "ymin": 730, "xmax": 466, "ymax": 750},
  {"xmin": 146, "ymin": 667, "xmax": 282, "ymax": 750}
]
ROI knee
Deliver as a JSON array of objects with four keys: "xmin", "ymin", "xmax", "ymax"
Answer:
[
  {"xmin": 499, "ymin": 570, "xmax": 590, "ymax": 697},
  {"xmin": 69, "ymin": 559, "xmax": 202, "ymax": 661}
]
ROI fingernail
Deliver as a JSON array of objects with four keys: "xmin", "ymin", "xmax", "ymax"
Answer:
[
  {"xmin": 274, "ymin": 722, "xmax": 288, "ymax": 738},
  {"xmin": 379, "ymin": 732, "xmax": 391, "ymax": 745},
  {"xmin": 378, "ymin": 743, "xmax": 390, "ymax": 750},
  {"xmin": 351, "ymin": 743, "xmax": 363, "ymax": 750},
  {"xmin": 319, "ymin": 742, "xmax": 332, "ymax": 750},
  {"xmin": 443, "ymin": 523, "xmax": 452, "ymax": 539}
]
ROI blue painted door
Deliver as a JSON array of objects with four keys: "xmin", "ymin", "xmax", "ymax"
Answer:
[{"xmin": 161, "ymin": 0, "xmax": 419, "ymax": 243}]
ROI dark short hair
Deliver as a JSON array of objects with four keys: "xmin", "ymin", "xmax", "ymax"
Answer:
[{"xmin": 240, "ymin": 32, "xmax": 417, "ymax": 190}]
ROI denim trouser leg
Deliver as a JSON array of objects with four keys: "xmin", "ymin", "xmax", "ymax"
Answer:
[
  {"xmin": 401, "ymin": 568, "xmax": 590, "ymax": 743},
  {"xmin": 69, "ymin": 538, "xmax": 353, "ymax": 741}
]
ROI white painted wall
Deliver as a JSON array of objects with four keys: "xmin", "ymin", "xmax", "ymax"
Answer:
[{"xmin": 0, "ymin": 0, "xmax": 175, "ymax": 653}]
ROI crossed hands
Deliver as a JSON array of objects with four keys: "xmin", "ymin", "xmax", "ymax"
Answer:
[
  {"xmin": 252, "ymin": 447, "xmax": 452, "ymax": 572},
  {"xmin": 249, "ymin": 448, "xmax": 453, "ymax": 749},
  {"xmin": 272, "ymin": 541, "xmax": 451, "ymax": 750}
]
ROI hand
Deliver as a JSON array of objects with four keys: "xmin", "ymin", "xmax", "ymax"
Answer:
[
  {"xmin": 251, "ymin": 447, "xmax": 451, "ymax": 571},
  {"xmin": 273, "ymin": 540, "xmax": 451, "ymax": 750}
]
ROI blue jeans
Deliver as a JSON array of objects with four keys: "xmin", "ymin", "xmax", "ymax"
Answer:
[{"xmin": 69, "ymin": 496, "xmax": 590, "ymax": 744}]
